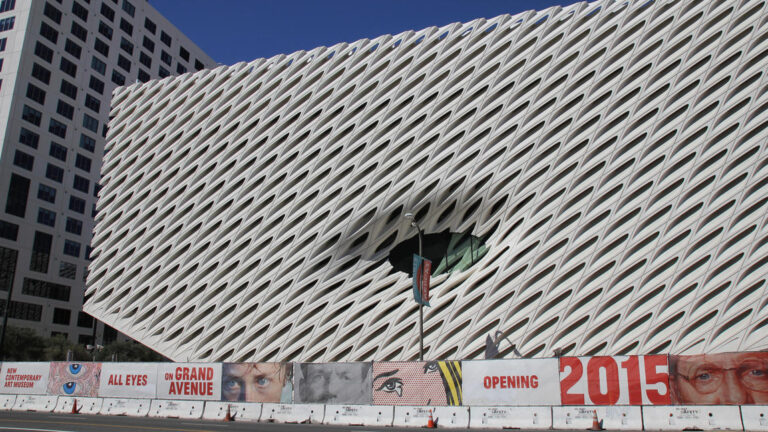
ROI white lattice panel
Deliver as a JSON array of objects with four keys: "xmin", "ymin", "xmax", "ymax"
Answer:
[{"xmin": 85, "ymin": 0, "xmax": 768, "ymax": 362}]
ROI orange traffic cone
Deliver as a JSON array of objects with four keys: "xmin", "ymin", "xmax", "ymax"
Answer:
[
  {"xmin": 71, "ymin": 398, "xmax": 80, "ymax": 414},
  {"xmin": 588, "ymin": 409, "xmax": 603, "ymax": 431},
  {"xmin": 426, "ymin": 409, "xmax": 436, "ymax": 428},
  {"xmin": 224, "ymin": 404, "xmax": 234, "ymax": 422}
]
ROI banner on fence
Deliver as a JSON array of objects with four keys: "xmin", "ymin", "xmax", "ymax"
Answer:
[
  {"xmin": 462, "ymin": 358, "xmax": 560, "ymax": 405},
  {"xmin": 156, "ymin": 363, "xmax": 221, "ymax": 400},
  {"xmin": 47, "ymin": 362, "xmax": 101, "ymax": 397},
  {"xmin": 0, "ymin": 362, "xmax": 49, "ymax": 394},
  {"xmin": 294, "ymin": 362, "xmax": 372, "ymax": 404},
  {"xmin": 669, "ymin": 351, "xmax": 768, "ymax": 405},
  {"xmin": 98, "ymin": 363, "xmax": 158, "ymax": 398},
  {"xmin": 372, "ymin": 361, "xmax": 462, "ymax": 406},
  {"xmin": 559, "ymin": 355, "xmax": 670, "ymax": 405},
  {"xmin": 221, "ymin": 362, "xmax": 292, "ymax": 403}
]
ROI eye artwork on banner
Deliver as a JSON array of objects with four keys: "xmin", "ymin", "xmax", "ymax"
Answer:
[
  {"xmin": 0, "ymin": 362, "xmax": 50, "ymax": 394},
  {"xmin": 372, "ymin": 361, "xmax": 462, "ymax": 406},
  {"xmin": 156, "ymin": 363, "xmax": 222, "ymax": 400},
  {"xmin": 98, "ymin": 363, "xmax": 158, "ymax": 398},
  {"xmin": 294, "ymin": 362, "xmax": 372, "ymax": 404},
  {"xmin": 221, "ymin": 363, "xmax": 292, "ymax": 403},
  {"xmin": 47, "ymin": 362, "xmax": 101, "ymax": 397},
  {"xmin": 462, "ymin": 358, "xmax": 561, "ymax": 406},
  {"xmin": 559, "ymin": 355, "xmax": 670, "ymax": 405},
  {"xmin": 669, "ymin": 351, "xmax": 768, "ymax": 405}
]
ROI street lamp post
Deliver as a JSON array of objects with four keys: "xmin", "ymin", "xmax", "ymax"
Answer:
[{"xmin": 404, "ymin": 213, "xmax": 425, "ymax": 361}]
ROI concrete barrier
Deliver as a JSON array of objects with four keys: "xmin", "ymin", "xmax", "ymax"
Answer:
[
  {"xmin": 12, "ymin": 395, "xmax": 58, "ymax": 412},
  {"xmin": 148, "ymin": 399, "xmax": 204, "ymax": 419},
  {"xmin": 324, "ymin": 404, "xmax": 393, "ymax": 426},
  {"xmin": 260, "ymin": 403, "xmax": 324, "ymax": 424},
  {"xmin": 54, "ymin": 397, "xmax": 102, "ymax": 414},
  {"xmin": 393, "ymin": 406, "xmax": 470, "ymax": 429},
  {"xmin": 741, "ymin": 405, "xmax": 768, "ymax": 431},
  {"xmin": 553, "ymin": 406, "xmax": 642, "ymax": 430},
  {"xmin": 642, "ymin": 405, "xmax": 743, "ymax": 430},
  {"xmin": 0, "ymin": 395, "xmax": 16, "ymax": 410},
  {"xmin": 100, "ymin": 398, "xmax": 151, "ymax": 416},
  {"xmin": 202, "ymin": 401, "xmax": 261, "ymax": 421},
  {"xmin": 469, "ymin": 406, "xmax": 552, "ymax": 429}
]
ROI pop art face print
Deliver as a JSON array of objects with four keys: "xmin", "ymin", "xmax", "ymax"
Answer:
[
  {"xmin": 372, "ymin": 361, "xmax": 462, "ymax": 405},
  {"xmin": 47, "ymin": 362, "xmax": 101, "ymax": 397}
]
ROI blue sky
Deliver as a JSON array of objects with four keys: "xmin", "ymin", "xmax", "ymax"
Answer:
[{"xmin": 149, "ymin": 0, "xmax": 581, "ymax": 66}]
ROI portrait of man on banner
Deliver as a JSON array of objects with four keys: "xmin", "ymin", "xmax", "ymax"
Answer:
[
  {"xmin": 412, "ymin": 254, "xmax": 431, "ymax": 306},
  {"xmin": 669, "ymin": 351, "xmax": 768, "ymax": 405}
]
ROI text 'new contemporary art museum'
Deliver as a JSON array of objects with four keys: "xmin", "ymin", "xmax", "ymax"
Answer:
[{"xmin": 84, "ymin": 0, "xmax": 768, "ymax": 363}]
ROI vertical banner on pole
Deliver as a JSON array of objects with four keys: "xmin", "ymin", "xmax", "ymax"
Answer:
[{"xmin": 412, "ymin": 254, "xmax": 431, "ymax": 306}]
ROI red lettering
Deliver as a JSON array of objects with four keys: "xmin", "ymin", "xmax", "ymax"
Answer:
[
  {"xmin": 108, "ymin": 375, "xmax": 115, "ymax": 386},
  {"xmin": 531, "ymin": 375, "xmax": 539, "ymax": 388},
  {"xmin": 500, "ymin": 376, "xmax": 507, "ymax": 388},
  {"xmin": 560, "ymin": 357, "xmax": 584, "ymax": 405},
  {"xmin": 484, "ymin": 376, "xmax": 491, "ymax": 388},
  {"xmin": 521, "ymin": 375, "xmax": 529, "ymax": 388},
  {"xmin": 492, "ymin": 376, "xmax": 500, "ymax": 388},
  {"xmin": 621, "ymin": 356, "xmax": 642, "ymax": 405},
  {"xmin": 644, "ymin": 355, "xmax": 670, "ymax": 405},
  {"xmin": 587, "ymin": 357, "xmax": 620, "ymax": 405}
]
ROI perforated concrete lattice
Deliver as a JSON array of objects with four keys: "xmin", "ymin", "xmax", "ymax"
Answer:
[{"xmin": 86, "ymin": 0, "xmax": 768, "ymax": 362}]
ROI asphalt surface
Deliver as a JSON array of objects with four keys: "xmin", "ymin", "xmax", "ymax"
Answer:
[{"xmin": 0, "ymin": 411, "xmax": 629, "ymax": 432}]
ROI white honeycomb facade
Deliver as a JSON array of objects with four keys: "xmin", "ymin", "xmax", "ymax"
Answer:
[{"xmin": 85, "ymin": 0, "xmax": 768, "ymax": 362}]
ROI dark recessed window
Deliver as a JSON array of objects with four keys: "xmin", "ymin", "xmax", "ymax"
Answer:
[
  {"xmin": 100, "ymin": 3, "xmax": 115, "ymax": 21},
  {"xmin": 94, "ymin": 37, "xmax": 109, "ymax": 57},
  {"xmin": 53, "ymin": 308, "xmax": 71, "ymax": 325},
  {"xmin": 43, "ymin": 2, "xmax": 63, "ymax": 24},
  {"xmin": 111, "ymin": 70, "xmax": 125, "ymax": 86},
  {"xmin": 179, "ymin": 46, "xmax": 189, "ymax": 61},
  {"xmin": 70, "ymin": 21, "xmax": 87, "ymax": 42},
  {"xmin": 39, "ymin": 22, "xmax": 59, "ymax": 44},
  {"xmin": 34, "ymin": 41, "xmax": 54, "ymax": 63},
  {"xmin": 68, "ymin": 196, "xmax": 85, "ymax": 214},
  {"xmin": 93, "ymin": 183, "xmax": 101, "ymax": 198},
  {"xmin": 22, "ymin": 105, "xmax": 42, "ymax": 126},
  {"xmin": 56, "ymin": 100, "xmax": 74, "ymax": 119},
  {"xmin": 49, "ymin": 141, "xmax": 67, "ymax": 161},
  {"xmin": 46, "ymin": 163, "xmax": 64, "ymax": 183},
  {"xmin": 84, "ymin": 94, "xmax": 100, "ymax": 113},
  {"xmin": 137, "ymin": 69, "xmax": 150, "ymax": 83},
  {"xmin": 160, "ymin": 30, "xmax": 171, "ymax": 47},
  {"xmin": 139, "ymin": 51, "xmax": 151, "ymax": 68},
  {"xmin": 0, "ymin": 17, "xmax": 15, "ymax": 32},
  {"xmin": 195, "ymin": 59, "xmax": 204, "ymax": 71},
  {"xmin": 64, "ymin": 39, "xmax": 82, "ymax": 59},
  {"xmin": 88, "ymin": 76, "xmax": 105, "ymax": 94},
  {"xmin": 23, "ymin": 277, "xmax": 70, "ymax": 301},
  {"xmin": 38, "ymin": 184, "xmax": 56, "ymax": 203},
  {"xmin": 91, "ymin": 56, "xmax": 106, "ymax": 75},
  {"xmin": 121, "ymin": 0, "xmax": 135, "ymax": 17},
  {"xmin": 19, "ymin": 128, "xmax": 40, "ymax": 149},
  {"xmin": 142, "ymin": 36, "xmax": 154, "ymax": 52},
  {"xmin": 30, "ymin": 231, "xmax": 53, "ymax": 272},
  {"xmin": 71, "ymin": 1, "xmax": 89, "ymax": 22},
  {"xmin": 5, "ymin": 174, "xmax": 31, "ymax": 218},
  {"xmin": 119, "ymin": 36, "xmax": 133, "ymax": 55},
  {"xmin": 83, "ymin": 113, "xmax": 99, "ymax": 132},
  {"xmin": 73, "ymin": 175, "xmax": 89, "ymax": 193},
  {"xmin": 160, "ymin": 50, "xmax": 171, "ymax": 66},
  {"xmin": 26, "ymin": 83, "xmax": 46, "ymax": 105},
  {"xmin": 0, "ymin": 37, "xmax": 7, "ymax": 52},
  {"xmin": 158, "ymin": 66, "xmax": 169, "ymax": 78},
  {"xmin": 60, "ymin": 79, "xmax": 78, "ymax": 99},
  {"xmin": 117, "ymin": 54, "xmax": 131, "ymax": 72},
  {"xmin": 76, "ymin": 154, "xmax": 92, "ymax": 173},
  {"xmin": 177, "ymin": 63, "xmax": 187, "ymax": 74},
  {"xmin": 0, "ymin": 0, "xmax": 16, "ymax": 13},
  {"xmin": 119, "ymin": 18, "xmax": 132, "ymax": 36},
  {"xmin": 0, "ymin": 220, "xmax": 19, "ymax": 241},
  {"xmin": 63, "ymin": 240, "xmax": 81, "ymax": 258},
  {"xmin": 59, "ymin": 57, "xmax": 77, "ymax": 77},
  {"xmin": 49, "ymin": 118, "xmax": 67, "ymax": 139},
  {"xmin": 144, "ymin": 17, "xmax": 156, "ymax": 34},
  {"xmin": 98, "ymin": 21, "xmax": 112, "ymax": 40},
  {"xmin": 60, "ymin": 262, "xmax": 77, "ymax": 280},
  {"xmin": 77, "ymin": 311, "xmax": 93, "ymax": 327},
  {"xmin": 13, "ymin": 150, "xmax": 34, "ymax": 171},
  {"xmin": 80, "ymin": 134, "xmax": 95, "ymax": 152},
  {"xmin": 31, "ymin": 63, "xmax": 51, "ymax": 84},
  {"xmin": 37, "ymin": 208, "xmax": 56, "ymax": 227}
]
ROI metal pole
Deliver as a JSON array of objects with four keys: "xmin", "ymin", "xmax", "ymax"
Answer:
[{"xmin": 417, "ymin": 227, "xmax": 424, "ymax": 361}]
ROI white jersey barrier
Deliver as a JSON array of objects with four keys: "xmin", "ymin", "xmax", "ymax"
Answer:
[
  {"xmin": 100, "ymin": 398, "xmax": 151, "ymax": 416},
  {"xmin": 261, "ymin": 403, "xmax": 324, "ymax": 424},
  {"xmin": 469, "ymin": 406, "xmax": 552, "ymax": 429},
  {"xmin": 148, "ymin": 399, "xmax": 204, "ymax": 419},
  {"xmin": 393, "ymin": 406, "xmax": 470, "ymax": 429},
  {"xmin": 202, "ymin": 401, "xmax": 261, "ymax": 421},
  {"xmin": 741, "ymin": 405, "xmax": 768, "ymax": 431},
  {"xmin": 54, "ymin": 397, "xmax": 102, "ymax": 414},
  {"xmin": 324, "ymin": 404, "xmax": 393, "ymax": 426},
  {"xmin": 0, "ymin": 394, "xmax": 16, "ymax": 410},
  {"xmin": 12, "ymin": 395, "xmax": 57, "ymax": 412},
  {"xmin": 642, "ymin": 405, "xmax": 743, "ymax": 430},
  {"xmin": 553, "ymin": 406, "xmax": 642, "ymax": 430}
]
